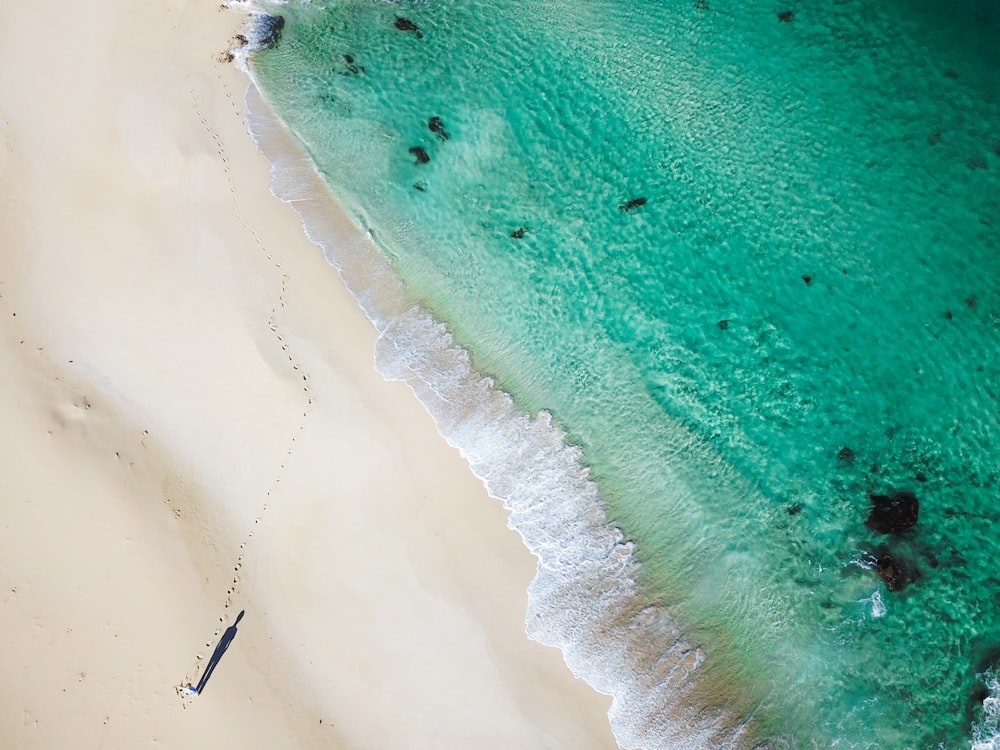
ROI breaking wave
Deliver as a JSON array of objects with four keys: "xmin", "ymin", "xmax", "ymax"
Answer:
[{"xmin": 973, "ymin": 672, "xmax": 1000, "ymax": 750}]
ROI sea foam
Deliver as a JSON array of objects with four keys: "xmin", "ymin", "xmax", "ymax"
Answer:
[
  {"xmin": 974, "ymin": 673, "xmax": 1000, "ymax": 750},
  {"xmin": 229, "ymin": 7, "xmax": 756, "ymax": 748}
]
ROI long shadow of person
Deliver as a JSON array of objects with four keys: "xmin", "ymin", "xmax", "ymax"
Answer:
[{"xmin": 196, "ymin": 610, "xmax": 245, "ymax": 695}]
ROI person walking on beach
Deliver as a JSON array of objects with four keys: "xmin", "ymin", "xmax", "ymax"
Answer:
[{"xmin": 195, "ymin": 609, "xmax": 245, "ymax": 695}]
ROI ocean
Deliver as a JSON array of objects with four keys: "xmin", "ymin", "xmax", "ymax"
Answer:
[{"xmin": 232, "ymin": 0, "xmax": 999, "ymax": 746}]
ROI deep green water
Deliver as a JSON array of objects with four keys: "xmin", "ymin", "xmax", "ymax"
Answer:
[{"xmin": 243, "ymin": 0, "xmax": 1000, "ymax": 746}]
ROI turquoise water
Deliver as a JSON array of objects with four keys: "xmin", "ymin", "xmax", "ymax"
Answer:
[{"xmin": 239, "ymin": 0, "xmax": 1000, "ymax": 746}]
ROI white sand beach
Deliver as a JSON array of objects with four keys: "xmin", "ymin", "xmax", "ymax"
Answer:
[{"xmin": 0, "ymin": 1, "xmax": 617, "ymax": 747}]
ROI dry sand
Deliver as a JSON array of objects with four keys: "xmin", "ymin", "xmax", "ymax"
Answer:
[{"xmin": 0, "ymin": 0, "xmax": 617, "ymax": 748}]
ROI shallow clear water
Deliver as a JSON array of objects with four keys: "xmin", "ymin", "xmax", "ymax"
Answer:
[{"xmin": 243, "ymin": 0, "xmax": 1000, "ymax": 746}]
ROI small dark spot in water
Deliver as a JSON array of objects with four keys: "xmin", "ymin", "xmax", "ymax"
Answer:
[
  {"xmin": 927, "ymin": 130, "xmax": 942, "ymax": 146},
  {"xmin": 820, "ymin": 600, "xmax": 834, "ymax": 609},
  {"xmin": 394, "ymin": 16, "xmax": 423, "ymax": 38},
  {"xmin": 619, "ymin": 196, "xmax": 647, "ymax": 212},
  {"xmin": 778, "ymin": 10, "xmax": 795, "ymax": 22},
  {"xmin": 915, "ymin": 471, "xmax": 927, "ymax": 483},
  {"xmin": 802, "ymin": 274, "xmax": 813, "ymax": 285},
  {"xmin": 944, "ymin": 68, "xmax": 959, "ymax": 80},
  {"xmin": 944, "ymin": 310, "xmax": 954, "ymax": 320},
  {"xmin": 510, "ymin": 226, "xmax": 528, "ymax": 239},
  {"xmin": 966, "ymin": 295, "xmax": 978, "ymax": 309},
  {"xmin": 787, "ymin": 503, "xmax": 803, "ymax": 515},
  {"xmin": 413, "ymin": 182, "xmax": 426, "ymax": 192},
  {"xmin": 838, "ymin": 446, "xmax": 855, "ymax": 465},
  {"xmin": 842, "ymin": 268, "xmax": 848, "ymax": 274},
  {"xmin": 341, "ymin": 54, "xmax": 363, "ymax": 75},
  {"xmin": 695, "ymin": 0, "xmax": 709, "ymax": 9},
  {"xmin": 967, "ymin": 157, "xmax": 988, "ymax": 171},
  {"xmin": 428, "ymin": 116, "xmax": 450, "ymax": 141},
  {"xmin": 408, "ymin": 145, "xmax": 430, "ymax": 164},
  {"xmin": 717, "ymin": 319, "xmax": 729, "ymax": 330},
  {"xmin": 870, "ymin": 463, "xmax": 880, "ymax": 474}
]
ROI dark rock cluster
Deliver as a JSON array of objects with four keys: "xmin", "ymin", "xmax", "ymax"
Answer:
[
  {"xmin": 870, "ymin": 545, "xmax": 921, "ymax": 591},
  {"xmin": 428, "ymin": 116, "xmax": 450, "ymax": 141},
  {"xmin": 861, "ymin": 489, "xmax": 922, "ymax": 591},
  {"xmin": 866, "ymin": 490, "xmax": 919, "ymax": 535},
  {"xmin": 394, "ymin": 16, "xmax": 423, "ymax": 38},
  {"xmin": 255, "ymin": 14, "xmax": 285, "ymax": 50},
  {"xmin": 408, "ymin": 145, "xmax": 430, "ymax": 164}
]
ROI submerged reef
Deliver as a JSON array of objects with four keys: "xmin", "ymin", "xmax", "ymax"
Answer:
[{"xmin": 866, "ymin": 490, "xmax": 919, "ymax": 535}]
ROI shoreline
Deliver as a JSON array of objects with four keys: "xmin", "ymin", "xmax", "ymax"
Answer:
[
  {"xmin": 0, "ymin": 1, "xmax": 618, "ymax": 748},
  {"xmin": 234, "ymin": 7, "xmax": 760, "ymax": 749}
]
